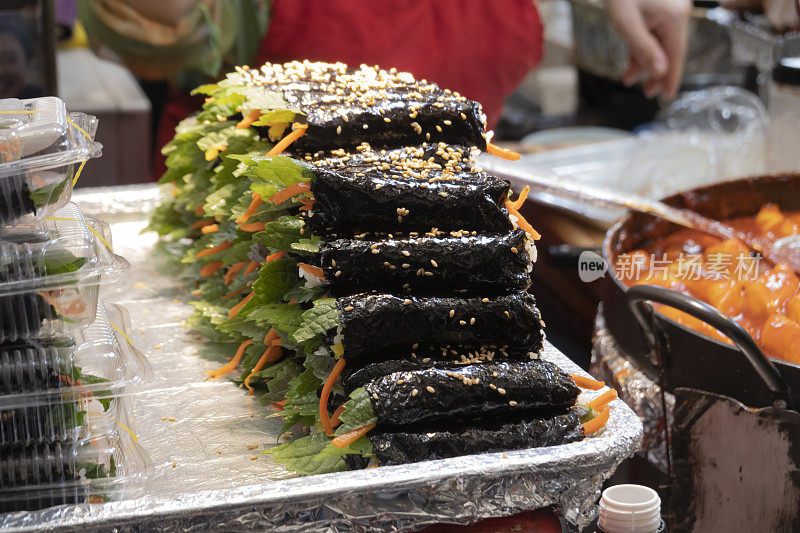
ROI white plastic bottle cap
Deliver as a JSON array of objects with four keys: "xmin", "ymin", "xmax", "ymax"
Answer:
[{"xmin": 598, "ymin": 484, "xmax": 662, "ymax": 533}]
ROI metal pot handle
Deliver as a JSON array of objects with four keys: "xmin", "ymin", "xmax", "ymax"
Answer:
[{"xmin": 625, "ymin": 284, "xmax": 796, "ymax": 410}]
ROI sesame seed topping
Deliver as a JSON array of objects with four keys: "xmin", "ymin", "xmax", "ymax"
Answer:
[
  {"xmin": 459, "ymin": 320, "xmax": 466, "ymax": 325},
  {"xmin": 412, "ymin": 388, "xmax": 418, "ymax": 396},
  {"xmin": 482, "ymin": 298, "xmax": 489, "ymax": 303},
  {"xmin": 449, "ymin": 309, "xmax": 455, "ymax": 317},
  {"xmin": 430, "ymin": 259, "xmax": 438, "ymax": 267},
  {"xmin": 335, "ymin": 270, "xmax": 342, "ymax": 277},
  {"xmin": 497, "ymin": 388, "xmax": 507, "ymax": 395},
  {"xmin": 426, "ymin": 386, "xmax": 436, "ymax": 393},
  {"xmin": 344, "ymin": 306, "xmax": 354, "ymax": 311},
  {"xmin": 403, "ymin": 299, "xmax": 411, "ymax": 305},
  {"xmin": 336, "ymin": 125, "xmax": 342, "ymax": 134},
  {"xmin": 470, "ymin": 318, "xmax": 475, "ymax": 325}
]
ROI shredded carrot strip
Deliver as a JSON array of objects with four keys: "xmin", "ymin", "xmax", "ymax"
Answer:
[
  {"xmin": 330, "ymin": 403, "xmax": 347, "ymax": 427},
  {"xmin": 205, "ymin": 97, "xmax": 215, "ymax": 103},
  {"xmin": 320, "ymin": 358, "xmax": 347, "ymax": 437},
  {"xmin": 236, "ymin": 194, "xmax": 263, "ymax": 224},
  {"xmin": 236, "ymin": 109, "xmax": 261, "ymax": 129},
  {"xmin": 171, "ymin": 188, "xmax": 179, "ymax": 197},
  {"xmin": 273, "ymin": 399, "xmax": 287, "ymax": 410},
  {"xmin": 582, "ymin": 407, "xmax": 611, "ymax": 435},
  {"xmin": 199, "ymin": 261, "xmax": 223, "ymax": 277},
  {"xmin": 333, "ymin": 422, "xmax": 376, "ymax": 449},
  {"xmin": 266, "ymin": 123, "xmax": 308, "ymax": 156},
  {"xmin": 239, "ymin": 222, "xmax": 265, "ymax": 232},
  {"xmin": 299, "ymin": 198, "xmax": 315, "ymax": 211},
  {"xmin": 588, "ymin": 389, "xmax": 618, "ymax": 410},
  {"xmin": 486, "ymin": 142, "xmax": 521, "ymax": 161},
  {"xmin": 270, "ymin": 181, "xmax": 311, "ymax": 205},
  {"xmin": 266, "ymin": 251, "xmax": 286, "ymax": 263},
  {"xmin": 228, "ymin": 291, "xmax": 254, "ymax": 318},
  {"xmin": 190, "ymin": 219, "xmax": 215, "ymax": 230},
  {"xmin": 224, "ymin": 262, "xmax": 248, "ymax": 285},
  {"xmin": 201, "ymin": 224, "xmax": 219, "ymax": 234},
  {"xmin": 221, "ymin": 287, "xmax": 246, "ymax": 299},
  {"xmin": 196, "ymin": 241, "xmax": 232, "ymax": 258},
  {"xmin": 508, "ymin": 186, "xmax": 530, "ymax": 211},
  {"xmin": 243, "ymin": 261, "xmax": 260, "ymax": 277},
  {"xmin": 506, "ymin": 204, "xmax": 541, "ymax": 240},
  {"xmin": 194, "ymin": 205, "xmax": 205, "ymax": 215},
  {"xmin": 569, "ymin": 374, "xmax": 606, "ymax": 390},
  {"xmin": 191, "ymin": 290, "xmax": 202, "ymax": 297},
  {"xmin": 205, "ymin": 339, "xmax": 253, "ymax": 379},
  {"xmin": 298, "ymin": 262, "xmax": 325, "ymax": 279},
  {"xmin": 244, "ymin": 339, "xmax": 282, "ymax": 393}
]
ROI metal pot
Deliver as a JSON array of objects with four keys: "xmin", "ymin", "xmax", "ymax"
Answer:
[{"xmin": 601, "ymin": 173, "xmax": 800, "ymax": 408}]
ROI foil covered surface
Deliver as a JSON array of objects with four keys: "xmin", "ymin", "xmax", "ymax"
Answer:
[
  {"xmin": 3, "ymin": 185, "xmax": 642, "ymax": 532},
  {"xmin": 591, "ymin": 307, "xmax": 672, "ymax": 473}
]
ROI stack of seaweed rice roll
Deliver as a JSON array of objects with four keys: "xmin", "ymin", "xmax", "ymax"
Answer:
[
  {"xmin": 0, "ymin": 98, "xmax": 146, "ymax": 512},
  {"xmin": 150, "ymin": 61, "xmax": 615, "ymax": 475}
]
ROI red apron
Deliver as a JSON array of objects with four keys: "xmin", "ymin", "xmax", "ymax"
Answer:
[{"xmin": 155, "ymin": 0, "xmax": 543, "ymax": 177}]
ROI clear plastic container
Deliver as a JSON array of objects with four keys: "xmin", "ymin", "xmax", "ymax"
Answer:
[
  {"xmin": 0, "ymin": 203, "xmax": 129, "ymax": 341},
  {"xmin": 0, "ymin": 425, "xmax": 148, "ymax": 512},
  {"xmin": 0, "ymin": 97, "xmax": 101, "ymax": 226},
  {"xmin": 0, "ymin": 302, "xmax": 151, "ymax": 447}
]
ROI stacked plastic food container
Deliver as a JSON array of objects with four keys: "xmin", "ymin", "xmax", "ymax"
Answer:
[{"xmin": 0, "ymin": 97, "xmax": 149, "ymax": 512}]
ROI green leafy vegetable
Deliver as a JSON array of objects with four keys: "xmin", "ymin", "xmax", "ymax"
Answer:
[{"xmin": 292, "ymin": 298, "xmax": 340, "ymax": 350}]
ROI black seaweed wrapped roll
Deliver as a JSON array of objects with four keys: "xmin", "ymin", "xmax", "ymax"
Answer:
[
  {"xmin": 0, "ymin": 441, "xmax": 83, "ymax": 512},
  {"xmin": 0, "ymin": 399, "xmax": 81, "ymax": 447},
  {"xmin": 237, "ymin": 63, "xmax": 486, "ymax": 151},
  {"xmin": 341, "ymin": 346, "xmax": 537, "ymax": 392},
  {"xmin": 371, "ymin": 411, "xmax": 584, "ymax": 465},
  {"xmin": 0, "ymin": 174, "xmax": 36, "ymax": 226},
  {"xmin": 365, "ymin": 360, "xmax": 580, "ymax": 427},
  {"xmin": 318, "ymin": 229, "xmax": 532, "ymax": 294},
  {"xmin": 337, "ymin": 292, "xmax": 544, "ymax": 364},
  {"xmin": 0, "ymin": 293, "xmax": 49, "ymax": 342},
  {"xmin": 0, "ymin": 341, "xmax": 64, "ymax": 394},
  {"xmin": 305, "ymin": 172, "xmax": 511, "ymax": 234}
]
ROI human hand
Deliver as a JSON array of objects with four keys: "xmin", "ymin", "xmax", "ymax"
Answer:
[
  {"xmin": 720, "ymin": 0, "xmax": 800, "ymax": 32},
  {"xmin": 603, "ymin": 0, "xmax": 692, "ymax": 99}
]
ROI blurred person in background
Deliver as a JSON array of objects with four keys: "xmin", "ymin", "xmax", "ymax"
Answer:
[
  {"xmin": 78, "ymin": 0, "xmax": 691, "ymax": 177},
  {"xmin": 0, "ymin": 15, "xmax": 41, "ymax": 99},
  {"xmin": 721, "ymin": 0, "xmax": 800, "ymax": 32}
]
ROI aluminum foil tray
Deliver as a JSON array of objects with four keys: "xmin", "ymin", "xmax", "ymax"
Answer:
[{"xmin": 3, "ymin": 184, "xmax": 643, "ymax": 532}]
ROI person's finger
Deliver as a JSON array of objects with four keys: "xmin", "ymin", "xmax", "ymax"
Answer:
[
  {"xmin": 643, "ymin": 77, "xmax": 663, "ymax": 99},
  {"xmin": 623, "ymin": 56, "xmax": 646, "ymax": 86},
  {"xmin": 605, "ymin": 0, "xmax": 669, "ymax": 79},
  {"xmin": 654, "ymin": 1, "xmax": 691, "ymax": 98},
  {"xmin": 763, "ymin": 0, "xmax": 800, "ymax": 32}
]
